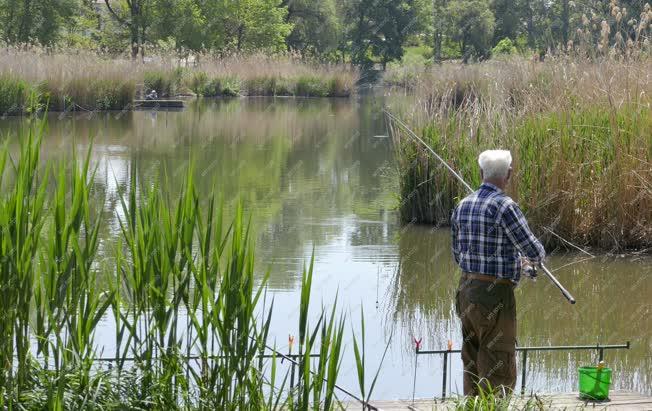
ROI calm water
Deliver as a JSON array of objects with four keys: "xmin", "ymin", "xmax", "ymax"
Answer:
[{"xmin": 1, "ymin": 97, "xmax": 650, "ymax": 400}]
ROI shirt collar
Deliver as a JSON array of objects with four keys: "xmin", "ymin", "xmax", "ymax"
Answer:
[{"xmin": 480, "ymin": 182, "xmax": 503, "ymax": 193}]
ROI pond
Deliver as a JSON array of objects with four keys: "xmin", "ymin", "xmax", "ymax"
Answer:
[{"xmin": 1, "ymin": 96, "xmax": 650, "ymax": 400}]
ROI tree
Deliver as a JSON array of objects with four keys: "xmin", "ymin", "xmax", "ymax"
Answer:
[
  {"xmin": 282, "ymin": 0, "xmax": 342, "ymax": 57},
  {"xmin": 103, "ymin": 0, "xmax": 155, "ymax": 59},
  {"xmin": 1, "ymin": 0, "xmax": 77, "ymax": 46},
  {"xmin": 445, "ymin": 0, "xmax": 495, "ymax": 61},
  {"xmin": 492, "ymin": 0, "xmax": 520, "ymax": 43},
  {"xmin": 200, "ymin": 0, "xmax": 292, "ymax": 53},
  {"xmin": 346, "ymin": 0, "xmax": 422, "ymax": 68},
  {"xmin": 150, "ymin": 0, "xmax": 205, "ymax": 55}
]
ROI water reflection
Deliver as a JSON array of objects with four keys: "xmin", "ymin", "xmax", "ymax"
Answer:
[
  {"xmin": 0, "ymin": 96, "xmax": 649, "ymax": 399},
  {"xmin": 389, "ymin": 226, "xmax": 652, "ymax": 396}
]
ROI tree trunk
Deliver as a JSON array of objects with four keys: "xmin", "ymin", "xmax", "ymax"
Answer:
[
  {"xmin": 131, "ymin": 27, "xmax": 139, "ymax": 59},
  {"xmin": 433, "ymin": 0, "xmax": 444, "ymax": 64},
  {"xmin": 140, "ymin": 24, "xmax": 146, "ymax": 61},
  {"xmin": 236, "ymin": 24, "xmax": 244, "ymax": 52},
  {"xmin": 525, "ymin": 0, "xmax": 535, "ymax": 48},
  {"xmin": 18, "ymin": 0, "xmax": 33, "ymax": 44},
  {"xmin": 561, "ymin": 0, "xmax": 570, "ymax": 46},
  {"xmin": 354, "ymin": 3, "xmax": 366, "ymax": 65}
]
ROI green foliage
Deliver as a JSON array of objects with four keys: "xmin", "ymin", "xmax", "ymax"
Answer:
[
  {"xmin": 0, "ymin": 116, "xmax": 367, "ymax": 409},
  {"xmin": 0, "ymin": 0, "xmax": 650, "ymax": 64},
  {"xmin": 0, "ymin": 73, "xmax": 135, "ymax": 113},
  {"xmin": 446, "ymin": 0, "xmax": 496, "ymax": 61},
  {"xmin": 143, "ymin": 70, "xmax": 181, "ymax": 97},
  {"xmin": 0, "ymin": 74, "xmax": 28, "ymax": 115},
  {"xmin": 346, "ymin": 0, "xmax": 423, "ymax": 67},
  {"xmin": 491, "ymin": 0, "xmax": 520, "ymax": 44},
  {"xmin": 295, "ymin": 75, "xmax": 330, "ymax": 97},
  {"xmin": 188, "ymin": 71, "xmax": 208, "ymax": 95},
  {"xmin": 186, "ymin": 72, "xmax": 351, "ymax": 97},
  {"xmin": 451, "ymin": 381, "xmax": 547, "ymax": 409},
  {"xmin": 244, "ymin": 76, "xmax": 288, "ymax": 96},
  {"xmin": 285, "ymin": 0, "xmax": 342, "ymax": 56},
  {"xmin": 150, "ymin": 0, "xmax": 205, "ymax": 54},
  {"xmin": 0, "ymin": 0, "xmax": 78, "ymax": 46},
  {"xmin": 200, "ymin": 0, "xmax": 293, "ymax": 53},
  {"xmin": 198, "ymin": 77, "xmax": 240, "ymax": 97},
  {"xmin": 390, "ymin": 103, "xmax": 652, "ymax": 249},
  {"xmin": 492, "ymin": 38, "xmax": 518, "ymax": 56}
]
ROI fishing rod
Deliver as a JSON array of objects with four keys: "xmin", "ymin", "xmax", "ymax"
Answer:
[{"xmin": 383, "ymin": 109, "xmax": 577, "ymax": 305}]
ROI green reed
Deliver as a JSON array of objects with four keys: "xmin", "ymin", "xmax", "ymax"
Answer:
[
  {"xmin": 0, "ymin": 116, "xmax": 372, "ymax": 410},
  {"xmin": 451, "ymin": 382, "xmax": 549, "ymax": 410},
  {"xmin": 391, "ymin": 57, "xmax": 652, "ymax": 250},
  {"xmin": 0, "ymin": 119, "xmax": 49, "ymax": 393}
]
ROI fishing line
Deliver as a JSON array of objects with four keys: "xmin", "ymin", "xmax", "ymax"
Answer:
[
  {"xmin": 384, "ymin": 109, "xmax": 577, "ymax": 304},
  {"xmin": 543, "ymin": 227, "xmax": 595, "ymax": 258}
]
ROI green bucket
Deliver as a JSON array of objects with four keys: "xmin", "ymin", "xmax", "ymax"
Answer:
[{"xmin": 578, "ymin": 366, "xmax": 612, "ymax": 401}]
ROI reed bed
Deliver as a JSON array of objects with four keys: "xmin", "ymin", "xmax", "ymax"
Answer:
[
  {"xmin": 0, "ymin": 49, "xmax": 358, "ymax": 114},
  {"xmin": 0, "ymin": 117, "xmax": 373, "ymax": 409},
  {"xmin": 389, "ymin": 57, "xmax": 652, "ymax": 251}
]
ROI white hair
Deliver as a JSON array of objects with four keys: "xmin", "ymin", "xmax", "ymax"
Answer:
[{"xmin": 478, "ymin": 150, "xmax": 512, "ymax": 180}]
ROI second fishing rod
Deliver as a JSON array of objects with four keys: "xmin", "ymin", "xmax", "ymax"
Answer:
[{"xmin": 384, "ymin": 109, "xmax": 577, "ymax": 305}]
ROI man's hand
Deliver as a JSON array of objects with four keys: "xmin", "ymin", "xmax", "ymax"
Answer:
[{"xmin": 520, "ymin": 257, "xmax": 538, "ymax": 280}]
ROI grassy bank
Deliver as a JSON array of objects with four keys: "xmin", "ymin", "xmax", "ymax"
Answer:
[
  {"xmin": 0, "ymin": 50, "xmax": 358, "ymax": 114},
  {"xmin": 389, "ymin": 57, "xmax": 652, "ymax": 251}
]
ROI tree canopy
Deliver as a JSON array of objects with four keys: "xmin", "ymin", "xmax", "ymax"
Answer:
[{"xmin": 0, "ymin": 0, "xmax": 650, "ymax": 64}]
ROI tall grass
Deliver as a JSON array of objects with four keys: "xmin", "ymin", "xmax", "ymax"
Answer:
[
  {"xmin": 0, "ymin": 117, "xmax": 364, "ymax": 409},
  {"xmin": 389, "ymin": 57, "xmax": 652, "ymax": 251},
  {"xmin": 0, "ymin": 49, "xmax": 358, "ymax": 114}
]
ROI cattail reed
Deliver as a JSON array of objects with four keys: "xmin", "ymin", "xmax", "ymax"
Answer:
[{"xmin": 0, "ymin": 116, "xmax": 359, "ymax": 409}]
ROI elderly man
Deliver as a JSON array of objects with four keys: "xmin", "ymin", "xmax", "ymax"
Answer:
[{"xmin": 451, "ymin": 149, "xmax": 546, "ymax": 396}]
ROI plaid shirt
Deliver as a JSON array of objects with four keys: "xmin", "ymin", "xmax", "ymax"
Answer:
[{"xmin": 451, "ymin": 183, "xmax": 546, "ymax": 283}]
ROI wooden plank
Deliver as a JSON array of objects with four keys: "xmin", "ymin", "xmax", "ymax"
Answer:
[
  {"xmin": 345, "ymin": 391, "xmax": 652, "ymax": 411},
  {"xmin": 134, "ymin": 99, "xmax": 185, "ymax": 108}
]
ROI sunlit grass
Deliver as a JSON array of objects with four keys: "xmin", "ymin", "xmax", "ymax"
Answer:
[{"xmin": 390, "ymin": 57, "xmax": 652, "ymax": 251}]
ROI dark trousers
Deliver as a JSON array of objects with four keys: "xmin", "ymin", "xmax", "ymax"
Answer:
[{"xmin": 455, "ymin": 275, "xmax": 517, "ymax": 396}]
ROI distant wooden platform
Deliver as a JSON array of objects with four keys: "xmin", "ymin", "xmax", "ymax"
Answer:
[
  {"xmin": 134, "ymin": 99, "xmax": 185, "ymax": 109},
  {"xmin": 344, "ymin": 391, "xmax": 652, "ymax": 410}
]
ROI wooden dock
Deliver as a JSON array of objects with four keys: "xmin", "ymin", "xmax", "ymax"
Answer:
[
  {"xmin": 134, "ymin": 99, "xmax": 185, "ymax": 109},
  {"xmin": 345, "ymin": 391, "xmax": 652, "ymax": 410}
]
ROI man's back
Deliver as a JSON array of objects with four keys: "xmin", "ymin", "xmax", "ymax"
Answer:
[{"xmin": 451, "ymin": 182, "xmax": 545, "ymax": 282}]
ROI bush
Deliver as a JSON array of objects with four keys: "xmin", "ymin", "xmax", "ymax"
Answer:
[
  {"xmin": 199, "ymin": 76, "xmax": 240, "ymax": 97},
  {"xmin": 93, "ymin": 79, "xmax": 135, "ymax": 110},
  {"xmin": 220, "ymin": 77, "xmax": 240, "ymax": 97},
  {"xmin": 244, "ymin": 76, "xmax": 277, "ymax": 96},
  {"xmin": 327, "ymin": 76, "xmax": 350, "ymax": 97},
  {"xmin": 38, "ymin": 77, "xmax": 135, "ymax": 111},
  {"xmin": 0, "ymin": 75, "xmax": 28, "ymax": 115},
  {"xmin": 295, "ymin": 75, "xmax": 329, "ymax": 97},
  {"xmin": 188, "ymin": 71, "xmax": 208, "ymax": 96},
  {"xmin": 492, "ymin": 38, "xmax": 518, "ymax": 56},
  {"xmin": 144, "ymin": 70, "xmax": 176, "ymax": 97}
]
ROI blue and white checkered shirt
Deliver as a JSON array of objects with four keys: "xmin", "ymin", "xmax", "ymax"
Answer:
[{"xmin": 451, "ymin": 183, "xmax": 546, "ymax": 283}]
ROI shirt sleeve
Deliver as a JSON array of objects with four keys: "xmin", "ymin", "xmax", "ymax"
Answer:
[
  {"xmin": 500, "ymin": 202, "xmax": 546, "ymax": 263},
  {"xmin": 450, "ymin": 206, "xmax": 461, "ymax": 264}
]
